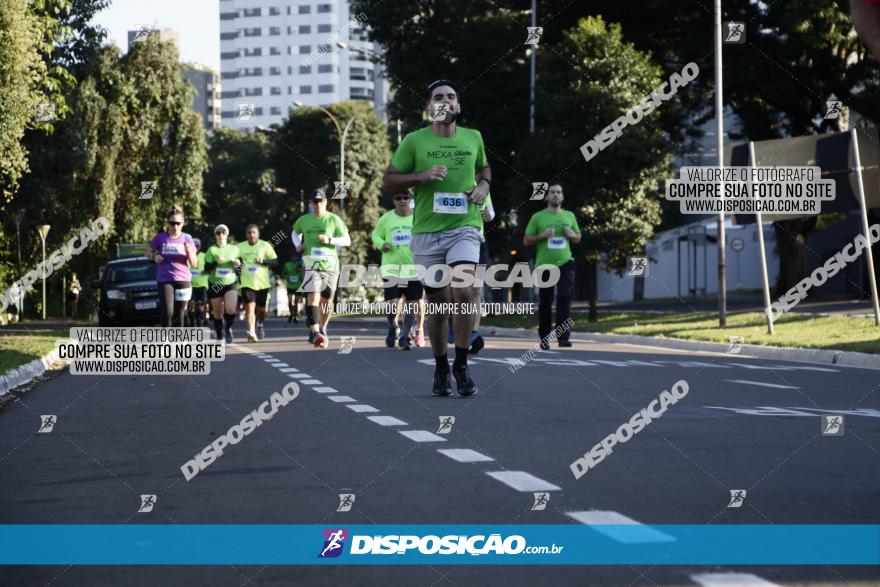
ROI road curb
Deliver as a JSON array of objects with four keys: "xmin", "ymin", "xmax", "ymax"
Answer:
[
  {"xmin": 0, "ymin": 349, "xmax": 68, "ymax": 397},
  {"xmin": 486, "ymin": 326, "xmax": 880, "ymax": 371}
]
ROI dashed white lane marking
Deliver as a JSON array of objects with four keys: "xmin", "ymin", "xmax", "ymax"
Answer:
[
  {"xmin": 726, "ymin": 379, "xmax": 799, "ymax": 390},
  {"xmin": 690, "ymin": 573, "xmax": 780, "ymax": 586},
  {"xmin": 278, "ymin": 368, "xmax": 299, "ymax": 373},
  {"xmin": 398, "ymin": 430, "xmax": 447, "ymax": 443},
  {"xmin": 289, "ymin": 374, "xmax": 311, "ymax": 379},
  {"xmin": 367, "ymin": 415, "xmax": 408, "ymax": 426},
  {"xmin": 313, "ymin": 387, "xmax": 338, "ymax": 394},
  {"xmin": 486, "ymin": 471, "xmax": 560, "ymax": 492},
  {"xmin": 437, "ymin": 448, "xmax": 494, "ymax": 463},
  {"xmin": 565, "ymin": 511, "xmax": 674, "ymax": 543},
  {"xmin": 328, "ymin": 396, "xmax": 356, "ymax": 403},
  {"xmin": 347, "ymin": 404, "xmax": 379, "ymax": 413},
  {"xmin": 301, "ymin": 379, "xmax": 323, "ymax": 385},
  {"xmin": 272, "ymin": 363, "xmax": 290, "ymax": 368},
  {"xmin": 264, "ymin": 358, "xmax": 281, "ymax": 362}
]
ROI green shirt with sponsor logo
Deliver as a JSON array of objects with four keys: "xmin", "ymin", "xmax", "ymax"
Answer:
[
  {"xmin": 282, "ymin": 260, "xmax": 304, "ymax": 290},
  {"xmin": 292, "ymin": 212, "xmax": 348, "ymax": 272},
  {"xmin": 204, "ymin": 243, "xmax": 241, "ymax": 285},
  {"xmin": 237, "ymin": 239, "xmax": 278, "ymax": 290},
  {"xmin": 524, "ymin": 208, "xmax": 581, "ymax": 267},
  {"xmin": 389, "ymin": 125, "xmax": 487, "ymax": 235},
  {"xmin": 371, "ymin": 209, "xmax": 417, "ymax": 278},
  {"xmin": 190, "ymin": 252, "xmax": 209, "ymax": 288}
]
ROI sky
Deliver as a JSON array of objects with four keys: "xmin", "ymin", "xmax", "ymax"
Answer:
[{"xmin": 91, "ymin": 0, "xmax": 220, "ymax": 70}]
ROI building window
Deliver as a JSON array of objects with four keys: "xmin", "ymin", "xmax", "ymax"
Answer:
[
  {"xmin": 270, "ymin": 87, "xmax": 282, "ymax": 95},
  {"xmin": 221, "ymin": 111, "xmax": 236, "ymax": 119},
  {"xmin": 287, "ymin": 46, "xmax": 291, "ymax": 55},
  {"xmin": 317, "ymin": 24, "xmax": 332, "ymax": 33},
  {"xmin": 221, "ymin": 90, "xmax": 240, "ymax": 99},
  {"xmin": 242, "ymin": 8, "xmax": 261, "ymax": 16},
  {"xmin": 318, "ymin": 64, "xmax": 333, "ymax": 73},
  {"xmin": 318, "ymin": 84, "xmax": 334, "ymax": 93},
  {"xmin": 221, "ymin": 51, "xmax": 239, "ymax": 60},
  {"xmin": 269, "ymin": 27, "xmax": 281, "ymax": 36},
  {"xmin": 318, "ymin": 42, "xmax": 332, "ymax": 53},
  {"xmin": 299, "ymin": 5, "xmax": 311, "ymax": 14},
  {"xmin": 299, "ymin": 45, "xmax": 311, "ymax": 54},
  {"xmin": 269, "ymin": 7, "xmax": 281, "ymax": 16},
  {"xmin": 317, "ymin": 4, "xmax": 331, "ymax": 13},
  {"xmin": 221, "ymin": 71, "xmax": 238, "ymax": 79},
  {"xmin": 288, "ymin": 86, "xmax": 292, "ymax": 94},
  {"xmin": 287, "ymin": 65, "xmax": 292, "ymax": 74},
  {"xmin": 220, "ymin": 32, "xmax": 238, "ymax": 40},
  {"xmin": 286, "ymin": 6, "xmax": 291, "ymax": 15},
  {"xmin": 300, "ymin": 85, "xmax": 312, "ymax": 94},
  {"xmin": 243, "ymin": 87, "xmax": 263, "ymax": 96},
  {"xmin": 271, "ymin": 106, "xmax": 282, "ymax": 115},
  {"xmin": 270, "ymin": 46, "xmax": 281, "ymax": 56},
  {"xmin": 299, "ymin": 25, "xmax": 311, "ymax": 34},
  {"xmin": 243, "ymin": 47, "xmax": 262, "ymax": 57},
  {"xmin": 220, "ymin": 12, "xmax": 237, "ymax": 20},
  {"xmin": 270, "ymin": 66, "xmax": 281, "ymax": 75},
  {"xmin": 243, "ymin": 28, "xmax": 261, "ymax": 37},
  {"xmin": 299, "ymin": 65, "xmax": 312, "ymax": 74}
]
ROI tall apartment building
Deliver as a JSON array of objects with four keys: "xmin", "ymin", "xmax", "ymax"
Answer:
[
  {"xmin": 183, "ymin": 65, "xmax": 222, "ymax": 133},
  {"xmin": 218, "ymin": 0, "xmax": 387, "ymax": 132}
]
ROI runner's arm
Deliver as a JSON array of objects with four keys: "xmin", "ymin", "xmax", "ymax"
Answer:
[
  {"xmin": 329, "ymin": 233, "xmax": 351, "ymax": 247},
  {"xmin": 382, "ymin": 164, "xmax": 429, "ymax": 192}
]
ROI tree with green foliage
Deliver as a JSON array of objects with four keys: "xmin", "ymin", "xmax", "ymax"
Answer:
[
  {"xmin": 202, "ymin": 127, "xmax": 280, "ymax": 241},
  {"xmin": 272, "ymin": 100, "xmax": 391, "ymax": 268}
]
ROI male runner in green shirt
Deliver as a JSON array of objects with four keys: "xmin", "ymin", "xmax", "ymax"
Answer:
[
  {"xmin": 281, "ymin": 252, "xmax": 304, "ymax": 324},
  {"xmin": 382, "ymin": 79, "xmax": 491, "ymax": 397},
  {"xmin": 524, "ymin": 183, "xmax": 581, "ymax": 349},
  {"xmin": 238, "ymin": 224, "xmax": 279, "ymax": 342},
  {"xmin": 292, "ymin": 189, "xmax": 351, "ymax": 348},
  {"xmin": 372, "ymin": 189, "xmax": 424, "ymax": 351},
  {"xmin": 188, "ymin": 238, "xmax": 209, "ymax": 327}
]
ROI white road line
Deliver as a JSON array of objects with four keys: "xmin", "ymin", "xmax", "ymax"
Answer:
[
  {"xmin": 398, "ymin": 430, "xmax": 447, "ymax": 443},
  {"xmin": 726, "ymin": 379, "xmax": 799, "ymax": 390},
  {"xmin": 566, "ymin": 511, "xmax": 674, "ymax": 543},
  {"xmin": 278, "ymin": 368, "xmax": 299, "ymax": 373},
  {"xmin": 289, "ymin": 374, "xmax": 311, "ymax": 379},
  {"xmin": 313, "ymin": 387, "xmax": 338, "ymax": 394},
  {"xmin": 272, "ymin": 363, "xmax": 290, "ymax": 368},
  {"xmin": 328, "ymin": 396, "xmax": 356, "ymax": 403},
  {"xmin": 264, "ymin": 359, "xmax": 282, "ymax": 363},
  {"xmin": 485, "ymin": 471, "xmax": 560, "ymax": 492},
  {"xmin": 347, "ymin": 404, "xmax": 379, "ymax": 413},
  {"xmin": 690, "ymin": 573, "xmax": 780, "ymax": 586},
  {"xmin": 367, "ymin": 415, "xmax": 407, "ymax": 426},
  {"xmin": 437, "ymin": 448, "xmax": 494, "ymax": 463},
  {"xmin": 301, "ymin": 379, "xmax": 322, "ymax": 384}
]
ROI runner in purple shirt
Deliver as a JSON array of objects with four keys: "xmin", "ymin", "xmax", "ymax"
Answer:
[{"xmin": 146, "ymin": 205, "xmax": 198, "ymax": 327}]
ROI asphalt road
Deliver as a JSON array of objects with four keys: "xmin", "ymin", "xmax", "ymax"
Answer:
[{"xmin": 1, "ymin": 317, "xmax": 878, "ymax": 586}]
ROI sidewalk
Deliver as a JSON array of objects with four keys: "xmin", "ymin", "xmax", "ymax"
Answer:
[{"xmin": 571, "ymin": 296, "xmax": 877, "ymax": 317}]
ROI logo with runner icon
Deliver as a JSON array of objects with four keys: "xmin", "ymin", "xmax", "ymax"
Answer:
[
  {"xmin": 437, "ymin": 416, "xmax": 455, "ymax": 434},
  {"xmin": 628, "ymin": 256, "xmax": 647, "ymax": 277},
  {"xmin": 821, "ymin": 415, "xmax": 844, "ymax": 436},
  {"xmin": 531, "ymin": 492, "xmax": 550, "ymax": 511},
  {"xmin": 38, "ymin": 415, "xmax": 57, "ymax": 433},
  {"xmin": 727, "ymin": 489, "xmax": 746, "ymax": 508},
  {"xmin": 138, "ymin": 494, "xmax": 157, "ymax": 513},
  {"xmin": 319, "ymin": 528, "xmax": 348, "ymax": 558},
  {"xmin": 338, "ymin": 336, "xmax": 356, "ymax": 354},
  {"xmin": 530, "ymin": 182, "xmax": 548, "ymax": 200},
  {"xmin": 337, "ymin": 493, "xmax": 355, "ymax": 512}
]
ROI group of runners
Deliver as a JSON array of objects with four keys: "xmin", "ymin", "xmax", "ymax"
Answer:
[{"xmin": 145, "ymin": 79, "xmax": 581, "ymax": 396}]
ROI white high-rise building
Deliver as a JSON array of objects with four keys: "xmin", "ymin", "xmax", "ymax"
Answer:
[{"xmin": 219, "ymin": 0, "xmax": 387, "ymax": 132}]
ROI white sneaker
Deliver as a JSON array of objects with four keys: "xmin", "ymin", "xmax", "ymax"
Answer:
[{"xmin": 247, "ymin": 331, "xmax": 258, "ymax": 342}]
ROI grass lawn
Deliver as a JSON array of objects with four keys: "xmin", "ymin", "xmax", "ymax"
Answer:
[
  {"xmin": 0, "ymin": 327, "xmax": 69, "ymax": 374},
  {"xmin": 482, "ymin": 311, "xmax": 880, "ymax": 354}
]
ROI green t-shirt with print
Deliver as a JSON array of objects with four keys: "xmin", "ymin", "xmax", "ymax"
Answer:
[
  {"xmin": 282, "ymin": 260, "xmax": 304, "ymax": 290},
  {"xmin": 237, "ymin": 239, "xmax": 278, "ymax": 290},
  {"xmin": 190, "ymin": 252, "xmax": 209, "ymax": 288},
  {"xmin": 204, "ymin": 243, "xmax": 241, "ymax": 285},
  {"xmin": 524, "ymin": 208, "xmax": 581, "ymax": 267},
  {"xmin": 371, "ymin": 209, "xmax": 417, "ymax": 278},
  {"xmin": 292, "ymin": 212, "xmax": 348, "ymax": 272},
  {"xmin": 389, "ymin": 125, "xmax": 487, "ymax": 235}
]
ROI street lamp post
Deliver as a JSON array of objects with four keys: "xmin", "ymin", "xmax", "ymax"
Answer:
[
  {"xmin": 293, "ymin": 100, "xmax": 358, "ymax": 219},
  {"xmin": 37, "ymin": 224, "xmax": 50, "ymax": 319},
  {"xmin": 14, "ymin": 210, "xmax": 25, "ymax": 319}
]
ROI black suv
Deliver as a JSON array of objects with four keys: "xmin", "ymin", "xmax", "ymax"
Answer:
[{"xmin": 92, "ymin": 258, "xmax": 159, "ymax": 326}]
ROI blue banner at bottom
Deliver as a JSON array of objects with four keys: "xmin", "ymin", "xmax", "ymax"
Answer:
[{"xmin": 0, "ymin": 524, "xmax": 877, "ymax": 565}]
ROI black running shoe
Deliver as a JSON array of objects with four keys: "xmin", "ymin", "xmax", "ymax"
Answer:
[
  {"xmin": 432, "ymin": 369, "xmax": 452, "ymax": 396},
  {"xmin": 398, "ymin": 336, "xmax": 412, "ymax": 351},
  {"xmin": 452, "ymin": 364, "xmax": 477, "ymax": 397},
  {"xmin": 558, "ymin": 339, "xmax": 572, "ymax": 348},
  {"xmin": 386, "ymin": 324, "xmax": 399, "ymax": 348},
  {"xmin": 539, "ymin": 339, "xmax": 550, "ymax": 351},
  {"xmin": 468, "ymin": 331, "xmax": 484, "ymax": 355},
  {"xmin": 308, "ymin": 331, "xmax": 316, "ymax": 344}
]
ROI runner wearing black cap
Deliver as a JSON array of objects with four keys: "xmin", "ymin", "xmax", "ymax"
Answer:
[{"xmin": 291, "ymin": 189, "xmax": 351, "ymax": 348}]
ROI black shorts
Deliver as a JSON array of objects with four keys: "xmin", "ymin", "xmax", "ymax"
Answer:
[
  {"xmin": 191, "ymin": 287, "xmax": 207, "ymax": 304},
  {"xmin": 241, "ymin": 287, "xmax": 270, "ymax": 307},
  {"xmin": 208, "ymin": 282, "xmax": 237, "ymax": 299},
  {"xmin": 286, "ymin": 288, "xmax": 302, "ymax": 296},
  {"xmin": 384, "ymin": 280, "xmax": 424, "ymax": 302}
]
